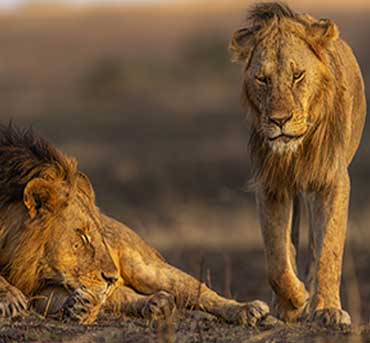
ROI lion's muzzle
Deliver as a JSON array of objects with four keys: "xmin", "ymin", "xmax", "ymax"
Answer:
[
  {"xmin": 263, "ymin": 111, "xmax": 308, "ymax": 153},
  {"xmin": 269, "ymin": 112, "xmax": 293, "ymax": 128}
]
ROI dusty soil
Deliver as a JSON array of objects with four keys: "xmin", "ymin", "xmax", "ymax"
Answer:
[
  {"xmin": 0, "ymin": 311, "xmax": 364, "ymax": 343},
  {"xmin": 0, "ymin": 247, "xmax": 368, "ymax": 343}
]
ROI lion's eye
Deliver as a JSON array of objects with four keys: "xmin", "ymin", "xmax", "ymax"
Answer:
[
  {"xmin": 75, "ymin": 228, "xmax": 90, "ymax": 245},
  {"xmin": 293, "ymin": 70, "xmax": 305, "ymax": 83},
  {"xmin": 255, "ymin": 75, "xmax": 268, "ymax": 85},
  {"xmin": 81, "ymin": 234, "xmax": 90, "ymax": 245}
]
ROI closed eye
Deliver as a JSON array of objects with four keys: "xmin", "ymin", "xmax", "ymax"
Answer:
[
  {"xmin": 75, "ymin": 228, "xmax": 95, "ymax": 257},
  {"xmin": 293, "ymin": 70, "xmax": 305, "ymax": 83},
  {"xmin": 81, "ymin": 234, "xmax": 90, "ymax": 245},
  {"xmin": 75, "ymin": 228, "xmax": 91, "ymax": 245}
]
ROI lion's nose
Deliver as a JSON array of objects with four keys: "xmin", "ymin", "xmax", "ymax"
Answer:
[
  {"xmin": 269, "ymin": 113, "xmax": 292, "ymax": 127},
  {"xmin": 101, "ymin": 272, "xmax": 118, "ymax": 286}
]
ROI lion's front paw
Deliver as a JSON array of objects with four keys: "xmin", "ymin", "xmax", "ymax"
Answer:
[
  {"xmin": 224, "ymin": 300, "xmax": 270, "ymax": 327},
  {"xmin": 309, "ymin": 308, "xmax": 351, "ymax": 327},
  {"xmin": 62, "ymin": 286, "xmax": 102, "ymax": 325},
  {"xmin": 0, "ymin": 285, "xmax": 28, "ymax": 318},
  {"xmin": 272, "ymin": 294, "xmax": 308, "ymax": 322},
  {"xmin": 141, "ymin": 291, "xmax": 176, "ymax": 320}
]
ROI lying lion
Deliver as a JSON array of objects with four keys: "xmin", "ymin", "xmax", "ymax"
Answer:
[{"xmin": 0, "ymin": 125, "xmax": 268, "ymax": 325}]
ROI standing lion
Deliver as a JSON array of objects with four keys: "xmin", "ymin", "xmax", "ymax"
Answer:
[{"xmin": 230, "ymin": 3, "xmax": 366, "ymax": 326}]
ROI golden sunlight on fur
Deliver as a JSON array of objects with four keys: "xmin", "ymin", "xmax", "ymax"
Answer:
[
  {"xmin": 230, "ymin": 2, "xmax": 366, "ymax": 326},
  {"xmin": 0, "ymin": 125, "xmax": 269, "ymax": 326}
]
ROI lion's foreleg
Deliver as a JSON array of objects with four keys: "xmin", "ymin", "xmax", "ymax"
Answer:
[
  {"xmin": 123, "ymin": 259, "xmax": 268, "ymax": 326},
  {"xmin": 256, "ymin": 188, "xmax": 308, "ymax": 322},
  {"xmin": 103, "ymin": 214, "xmax": 269, "ymax": 326},
  {"xmin": 306, "ymin": 169, "xmax": 351, "ymax": 325},
  {"xmin": 105, "ymin": 285, "xmax": 176, "ymax": 320},
  {"xmin": 131, "ymin": 260, "xmax": 238, "ymax": 314}
]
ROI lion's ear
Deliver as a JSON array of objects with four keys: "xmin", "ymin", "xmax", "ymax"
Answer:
[
  {"xmin": 23, "ymin": 178, "xmax": 66, "ymax": 219},
  {"xmin": 78, "ymin": 172, "xmax": 96, "ymax": 203},
  {"xmin": 229, "ymin": 27, "xmax": 256, "ymax": 63},
  {"xmin": 309, "ymin": 18, "xmax": 339, "ymax": 47}
]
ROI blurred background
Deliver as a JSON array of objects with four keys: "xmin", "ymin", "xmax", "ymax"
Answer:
[{"xmin": 2, "ymin": 0, "xmax": 370, "ymax": 323}]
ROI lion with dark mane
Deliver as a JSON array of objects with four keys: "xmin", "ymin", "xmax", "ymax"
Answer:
[
  {"xmin": 0, "ymin": 125, "xmax": 269, "ymax": 325},
  {"xmin": 230, "ymin": 2, "xmax": 366, "ymax": 326}
]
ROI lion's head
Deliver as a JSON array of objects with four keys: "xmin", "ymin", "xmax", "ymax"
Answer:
[
  {"xmin": 0, "ymin": 126, "xmax": 120, "ymax": 322},
  {"xmin": 230, "ymin": 3, "xmax": 346, "ymax": 196}
]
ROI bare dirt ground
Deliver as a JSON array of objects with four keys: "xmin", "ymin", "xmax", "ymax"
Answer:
[
  {"xmin": 0, "ymin": 246, "xmax": 369, "ymax": 342},
  {"xmin": 0, "ymin": 243, "xmax": 368, "ymax": 343},
  {"xmin": 0, "ymin": 314, "xmax": 362, "ymax": 343}
]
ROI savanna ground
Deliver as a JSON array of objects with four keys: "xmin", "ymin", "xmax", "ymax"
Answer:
[{"xmin": 2, "ymin": 0, "xmax": 370, "ymax": 341}]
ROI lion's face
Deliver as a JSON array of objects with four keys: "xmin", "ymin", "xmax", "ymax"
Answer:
[
  {"xmin": 231, "ymin": 16, "xmax": 339, "ymax": 155},
  {"xmin": 245, "ymin": 34, "xmax": 324, "ymax": 154},
  {"xmin": 45, "ymin": 194, "xmax": 118, "ymax": 298},
  {"xmin": 22, "ymin": 173, "xmax": 120, "ymax": 305}
]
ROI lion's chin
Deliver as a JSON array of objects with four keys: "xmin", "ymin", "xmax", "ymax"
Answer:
[{"xmin": 267, "ymin": 135, "xmax": 304, "ymax": 154}]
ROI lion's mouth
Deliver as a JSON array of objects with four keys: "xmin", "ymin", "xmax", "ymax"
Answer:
[{"xmin": 268, "ymin": 133, "xmax": 305, "ymax": 143}]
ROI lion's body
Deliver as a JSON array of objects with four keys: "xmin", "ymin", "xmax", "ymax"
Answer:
[
  {"xmin": 0, "ymin": 125, "xmax": 269, "ymax": 325},
  {"xmin": 230, "ymin": 3, "xmax": 366, "ymax": 325}
]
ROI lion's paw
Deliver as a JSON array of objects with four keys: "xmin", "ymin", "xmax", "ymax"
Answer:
[
  {"xmin": 0, "ymin": 285, "xmax": 28, "ymax": 318},
  {"xmin": 309, "ymin": 308, "xmax": 351, "ymax": 327},
  {"xmin": 62, "ymin": 286, "xmax": 102, "ymax": 325},
  {"xmin": 141, "ymin": 291, "xmax": 176, "ymax": 320},
  {"xmin": 224, "ymin": 300, "xmax": 270, "ymax": 327},
  {"xmin": 272, "ymin": 294, "xmax": 309, "ymax": 322}
]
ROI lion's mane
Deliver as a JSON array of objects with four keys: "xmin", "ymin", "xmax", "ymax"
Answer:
[
  {"xmin": 0, "ymin": 125, "xmax": 78, "ymax": 294},
  {"xmin": 233, "ymin": 3, "xmax": 348, "ymax": 199}
]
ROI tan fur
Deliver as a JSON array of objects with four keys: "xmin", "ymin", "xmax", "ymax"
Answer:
[
  {"xmin": 0, "ymin": 125, "xmax": 269, "ymax": 326},
  {"xmin": 230, "ymin": 3, "xmax": 366, "ymax": 325},
  {"xmin": 0, "ymin": 125, "xmax": 120, "ymax": 323}
]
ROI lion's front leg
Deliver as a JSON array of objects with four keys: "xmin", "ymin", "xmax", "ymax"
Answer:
[
  {"xmin": 0, "ymin": 275, "xmax": 28, "ymax": 318},
  {"xmin": 105, "ymin": 284, "xmax": 268, "ymax": 326},
  {"xmin": 105, "ymin": 286, "xmax": 176, "ymax": 320},
  {"xmin": 131, "ymin": 264, "xmax": 269, "ymax": 326},
  {"xmin": 103, "ymin": 214, "xmax": 269, "ymax": 326},
  {"xmin": 305, "ymin": 169, "xmax": 351, "ymax": 326},
  {"xmin": 256, "ymin": 188, "xmax": 309, "ymax": 322}
]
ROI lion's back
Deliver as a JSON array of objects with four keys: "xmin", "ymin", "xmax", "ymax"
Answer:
[{"xmin": 333, "ymin": 39, "xmax": 366, "ymax": 163}]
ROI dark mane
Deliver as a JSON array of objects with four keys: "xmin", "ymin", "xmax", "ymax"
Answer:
[
  {"xmin": 248, "ymin": 2, "xmax": 297, "ymax": 24},
  {"xmin": 0, "ymin": 124, "xmax": 77, "ymax": 205}
]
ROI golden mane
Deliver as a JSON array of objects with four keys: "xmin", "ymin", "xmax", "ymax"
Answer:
[
  {"xmin": 0, "ymin": 125, "xmax": 79, "ymax": 294},
  {"xmin": 233, "ymin": 3, "xmax": 347, "ymax": 199}
]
